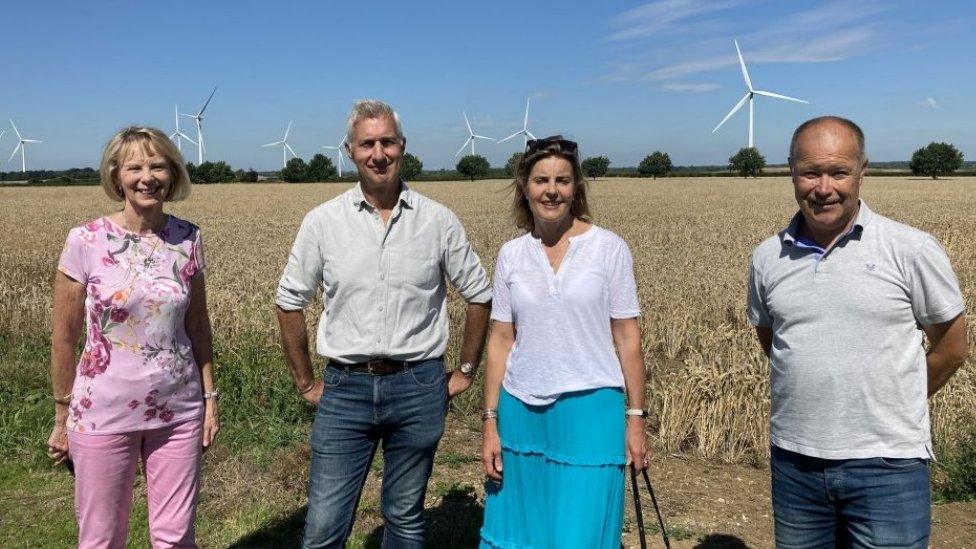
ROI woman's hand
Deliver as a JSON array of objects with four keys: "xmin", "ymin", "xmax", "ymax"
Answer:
[
  {"xmin": 626, "ymin": 417, "xmax": 649, "ymax": 471},
  {"xmin": 202, "ymin": 398, "xmax": 220, "ymax": 451},
  {"xmin": 482, "ymin": 420, "xmax": 503, "ymax": 481},
  {"xmin": 47, "ymin": 417, "xmax": 70, "ymax": 466}
]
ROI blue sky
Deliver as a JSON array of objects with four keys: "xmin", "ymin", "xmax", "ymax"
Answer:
[{"xmin": 2, "ymin": 0, "xmax": 974, "ymax": 171}]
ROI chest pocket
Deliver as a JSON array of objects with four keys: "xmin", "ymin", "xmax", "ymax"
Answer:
[{"xmin": 402, "ymin": 244, "xmax": 440, "ymax": 289}]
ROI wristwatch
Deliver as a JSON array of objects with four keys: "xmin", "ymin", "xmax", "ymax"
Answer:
[{"xmin": 458, "ymin": 362, "xmax": 476, "ymax": 379}]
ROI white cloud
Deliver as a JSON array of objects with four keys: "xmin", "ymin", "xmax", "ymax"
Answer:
[
  {"xmin": 923, "ymin": 97, "xmax": 939, "ymax": 109},
  {"xmin": 660, "ymin": 82, "xmax": 721, "ymax": 93},
  {"xmin": 608, "ymin": 0, "xmax": 751, "ymax": 41}
]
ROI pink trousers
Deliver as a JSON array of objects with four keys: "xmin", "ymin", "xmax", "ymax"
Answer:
[{"xmin": 68, "ymin": 419, "xmax": 202, "ymax": 549}]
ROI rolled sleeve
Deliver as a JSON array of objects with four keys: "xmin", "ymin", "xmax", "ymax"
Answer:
[
  {"xmin": 608, "ymin": 240, "xmax": 640, "ymax": 319},
  {"xmin": 275, "ymin": 212, "xmax": 325, "ymax": 311},
  {"xmin": 909, "ymin": 236, "xmax": 965, "ymax": 326},
  {"xmin": 441, "ymin": 211, "xmax": 492, "ymax": 304},
  {"xmin": 747, "ymin": 256, "xmax": 772, "ymax": 327}
]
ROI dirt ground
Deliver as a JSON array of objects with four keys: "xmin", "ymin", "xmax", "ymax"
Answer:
[{"xmin": 225, "ymin": 416, "xmax": 976, "ymax": 548}]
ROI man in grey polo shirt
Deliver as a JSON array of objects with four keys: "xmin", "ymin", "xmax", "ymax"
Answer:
[
  {"xmin": 275, "ymin": 99, "xmax": 492, "ymax": 548},
  {"xmin": 748, "ymin": 116, "xmax": 968, "ymax": 548}
]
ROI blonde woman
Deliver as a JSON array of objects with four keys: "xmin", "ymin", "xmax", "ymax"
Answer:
[
  {"xmin": 480, "ymin": 136, "xmax": 648, "ymax": 548},
  {"xmin": 46, "ymin": 127, "xmax": 218, "ymax": 548}
]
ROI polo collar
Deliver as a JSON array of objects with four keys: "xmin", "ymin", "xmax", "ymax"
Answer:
[
  {"xmin": 349, "ymin": 181, "xmax": 414, "ymax": 211},
  {"xmin": 783, "ymin": 199, "xmax": 873, "ymax": 247}
]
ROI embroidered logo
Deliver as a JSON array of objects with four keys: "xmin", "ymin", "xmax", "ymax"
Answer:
[{"xmin": 865, "ymin": 263, "xmax": 876, "ymax": 271}]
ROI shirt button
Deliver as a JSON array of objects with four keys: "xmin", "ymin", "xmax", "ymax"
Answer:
[
  {"xmin": 380, "ymin": 274, "xmax": 386, "ymax": 280},
  {"xmin": 378, "ymin": 306, "xmax": 384, "ymax": 311}
]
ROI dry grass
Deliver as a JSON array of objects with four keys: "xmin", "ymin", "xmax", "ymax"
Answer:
[{"xmin": 2, "ymin": 177, "xmax": 974, "ymax": 462}]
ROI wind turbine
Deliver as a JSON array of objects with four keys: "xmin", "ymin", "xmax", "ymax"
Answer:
[
  {"xmin": 7, "ymin": 119, "xmax": 42, "ymax": 172},
  {"xmin": 181, "ymin": 87, "xmax": 216, "ymax": 164},
  {"xmin": 169, "ymin": 104, "xmax": 196, "ymax": 153},
  {"xmin": 712, "ymin": 40, "xmax": 808, "ymax": 148},
  {"xmin": 321, "ymin": 136, "xmax": 346, "ymax": 177},
  {"xmin": 454, "ymin": 112, "xmax": 494, "ymax": 158},
  {"xmin": 497, "ymin": 97, "xmax": 536, "ymax": 147},
  {"xmin": 263, "ymin": 121, "xmax": 299, "ymax": 168}
]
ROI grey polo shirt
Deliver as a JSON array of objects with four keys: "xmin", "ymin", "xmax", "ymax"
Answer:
[
  {"xmin": 748, "ymin": 200, "xmax": 965, "ymax": 459},
  {"xmin": 276, "ymin": 182, "xmax": 492, "ymax": 364}
]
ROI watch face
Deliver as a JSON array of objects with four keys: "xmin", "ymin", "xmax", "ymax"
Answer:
[{"xmin": 459, "ymin": 362, "xmax": 474, "ymax": 374}]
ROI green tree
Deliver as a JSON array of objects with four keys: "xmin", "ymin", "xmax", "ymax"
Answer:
[
  {"xmin": 581, "ymin": 156, "xmax": 611, "ymax": 179},
  {"xmin": 307, "ymin": 154, "xmax": 338, "ymax": 182},
  {"xmin": 456, "ymin": 155, "xmax": 490, "ymax": 181},
  {"xmin": 504, "ymin": 152, "xmax": 524, "ymax": 177},
  {"xmin": 281, "ymin": 157, "xmax": 309, "ymax": 183},
  {"xmin": 638, "ymin": 152, "xmax": 672, "ymax": 179},
  {"xmin": 399, "ymin": 152, "xmax": 423, "ymax": 181},
  {"xmin": 185, "ymin": 162, "xmax": 197, "ymax": 182},
  {"xmin": 235, "ymin": 168, "xmax": 259, "ymax": 183},
  {"xmin": 728, "ymin": 148, "xmax": 766, "ymax": 178},
  {"xmin": 910, "ymin": 142, "xmax": 964, "ymax": 179},
  {"xmin": 193, "ymin": 161, "xmax": 234, "ymax": 183}
]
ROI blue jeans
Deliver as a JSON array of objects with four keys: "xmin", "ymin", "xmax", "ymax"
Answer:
[
  {"xmin": 303, "ymin": 359, "xmax": 448, "ymax": 549},
  {"xmin": 771, "ymin": 446, "xmax": 930, "ymax": 548}
]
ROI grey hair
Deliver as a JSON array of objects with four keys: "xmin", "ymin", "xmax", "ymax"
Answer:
[
  {"xmin": 345, "ymin": 99, "xmax": 404, "ymax": 147},
  {"xmin": 789, "ymin": 116, "xmax": 867, "ymax": 168}
]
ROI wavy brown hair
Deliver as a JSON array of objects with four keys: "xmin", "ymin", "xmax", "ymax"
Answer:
[{"xmin": 509, "ymin": 135, "xmax": 591, "ymax": 232}]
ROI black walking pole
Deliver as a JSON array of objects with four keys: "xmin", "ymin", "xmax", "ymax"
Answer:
[{"xmin": 629, "ymin": 464, "xmax": 671, "ymax": 549}]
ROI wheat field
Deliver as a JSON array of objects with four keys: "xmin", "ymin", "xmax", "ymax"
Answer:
[{"xmin": 2, "ymin": 177, "xmax": 974, "ymax": 462}]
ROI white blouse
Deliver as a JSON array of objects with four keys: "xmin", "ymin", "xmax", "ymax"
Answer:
[{"xmin": 491, "ymin": 225, "xmax": 640, "ymax": 405}]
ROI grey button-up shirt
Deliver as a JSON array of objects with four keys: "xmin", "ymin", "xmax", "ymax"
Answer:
[{"xmin": 276, "ymin": 183, "xmax": 491, "ymax": 364}]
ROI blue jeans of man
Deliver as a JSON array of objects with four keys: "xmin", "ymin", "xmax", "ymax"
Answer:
[
  {"xmin": 303, "ymin": 359, "xmax": 448, "ymax": 549},
  {"xmin": 770, "ymin": 445, "xmax": 930, "ymax": 549}
]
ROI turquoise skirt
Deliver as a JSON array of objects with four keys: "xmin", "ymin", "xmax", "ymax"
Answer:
[{"xmin": 480, "ymin": 387, "xmax": 626, "ymax": 549}]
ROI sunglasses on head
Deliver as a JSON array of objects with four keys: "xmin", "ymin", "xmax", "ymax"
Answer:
[{"xmin": 525, "ymin": 136, "xmax": 578, "ymax": 156}]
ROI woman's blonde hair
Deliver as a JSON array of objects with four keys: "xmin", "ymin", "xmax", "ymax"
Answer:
[
  {"xmin": 509, "ymin": 135, "xmax": 591, "ymax": 232},
  {"xmin": 99, "ymin": 126, "xmax": 191, "ymax": 202}
]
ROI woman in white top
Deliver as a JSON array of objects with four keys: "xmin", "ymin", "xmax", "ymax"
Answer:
[{"xmin": 479, "ymin": 136, "xmax": 648, "ymax": 549}]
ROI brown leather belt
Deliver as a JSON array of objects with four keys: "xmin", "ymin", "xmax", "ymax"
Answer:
[{"xmin": 335, "ymin": 358, "xmax": 436, "ymax": 376}]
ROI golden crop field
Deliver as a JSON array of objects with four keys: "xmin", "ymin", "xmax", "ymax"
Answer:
[{"xmin": 2, "ymin": 177, "xmax": 975, "ymax": 463}]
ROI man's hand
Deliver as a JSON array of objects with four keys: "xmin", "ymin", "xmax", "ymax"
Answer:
[
  {"xmin": 302, "ymin": 379, "xmax": 325, "ymax": 406},
  {"xmin": 446, "ymin": 370, "xmax": 474, "ymax": 399}
]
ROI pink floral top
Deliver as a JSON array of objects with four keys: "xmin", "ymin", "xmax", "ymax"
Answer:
[{"xmin": 58, "ymin": 215, "xmax": 205, "ymax": 434}]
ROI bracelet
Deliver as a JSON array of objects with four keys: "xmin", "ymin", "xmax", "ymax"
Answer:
[
  {"xmin": 481, "ymin": 409, "xmax": 498, "ymax": 420},
  {"xmin": 299, "ymin": 380, "xmax": 316, "ymax": 395},
  {"xmin": 203, "ymin": 389, "xmax": 220, "ymax": 400},
  {"xmin": 625, "ymin": 408, "xmax": 648, "ymax": 418},
  {"xmin": 52, "ymin": 392, "xmax": 72, "ymax": 405}
]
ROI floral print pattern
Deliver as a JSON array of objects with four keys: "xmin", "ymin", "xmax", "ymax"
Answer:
[{"xmin": 58, "ymin": 215, "xmax": 205, "ymax": 433}]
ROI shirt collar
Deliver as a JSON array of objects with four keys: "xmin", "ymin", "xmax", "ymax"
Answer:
[
  {"xmin": 349, "ymin": 180, "xmax": 414, "ymax": 211},
  {"xmin": 783, "ymin": 199, "xmax": 872, "ymax": 247}
]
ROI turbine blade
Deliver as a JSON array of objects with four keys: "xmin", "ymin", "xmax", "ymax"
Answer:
[
  {"xmin": 9, "ymin": 119, "xmax": 22, "ymax": 140},
  {"xmin": 525, "ymin": 130, "xmax": 536, "ymax": 140},
  {"xmin": 524, "ymin": 97, "xmax": 531, "ymax": 129},
  {"xmin": 179, "ymin": 132, "xmax": 197, "ymax": 145},
  {"xmin": 463, "ymin": 112, "xmax": 473, "ymax": 135},
  {"xmin": 285, "ymin": 143, "xmax": 298, "ymax": 158},
  {"xmin": 198, "ymin": 86, "xmax": 217, "ymax": 115},
  {"xmin": 284, "ymin": 121, "xmax": 292, "ymax": 140},
  {"xmin": 734, "ymin": 40, "xmax": 753, "ymax": 91},
  {"xmin": 473, "ymin": 135, "xmax": 494, "ymax": 141},
  {"xmin": 712, "ymin": 92, "xmax": 751, "ymax": 133},
  {"xmin": 497, "ymin": 131, "xmax": 522, "ymax": 144},
  {"xmin": 24, "ymin": 139, "xmax": 41, "ymax": 143},
  {"xmin": 262, "ymin": 141, "xmax": 282, "ymax": 147},
  {"xmin": 753, "ymin": 90, "xmax": 809, "ymax": 104},
  {"xmin": 7, "ymin": 143, "xmax": 22, "ymax": 163},
  {"xmin": 455, "ymin": 138, "xmax": 471, "ymax": 158}
]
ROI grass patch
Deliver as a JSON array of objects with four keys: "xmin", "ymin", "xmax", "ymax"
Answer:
[{"xmin": 934, "ymin": 427, "xmax": 976, "ymax": 503}]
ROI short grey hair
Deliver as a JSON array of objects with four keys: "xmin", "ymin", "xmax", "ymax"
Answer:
[
  {"xmin": 345, "ymin": 99, "xmax": 404, "ymax": 146},
  {"xmin": 789, "ymin": 116, "xmax": 867, "ymax": 168}
]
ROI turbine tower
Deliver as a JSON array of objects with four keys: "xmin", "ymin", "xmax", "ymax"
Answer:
[
  {"xmin": 321, "ymin": 136, "xmax": 346, "ymax": 177},
  {"xmin": 181, "ymin": 87, "xmax": 217, "ymax": 164},
  {"xmin": 497, "ymin": 97, "xmax": 536, "ymax": 148},
  {"xmin": 169, "ymin": 104, "xmax": 196, "ymax": 153},
  {"xmin": 712, "ymin": 40, "xmax": 808, "ymax": 148},
  {"xmin": 263, "ymin": 121, "xmax": 299, "ymax": 168},
  {"xmin": 7, "ymin": 119, "xmax": 42, "ymax": 173},
  {"xmin": 454, "ymin": 112, "xmax": 494, "ymax": 158}
]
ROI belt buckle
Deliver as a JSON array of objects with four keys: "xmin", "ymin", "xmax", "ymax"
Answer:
[{"xmin": 365, "ymin": 359, "xmax": 385, "ymax": 375}]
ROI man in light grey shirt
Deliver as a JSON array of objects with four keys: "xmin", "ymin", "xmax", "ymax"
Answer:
[
  {"xmin": 276, "ymin": 99, "xmax": 491, "ymax": 548},
  {"xmin": 748, "ymin": 116, "xmax": 968, "ymax": 548}
]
